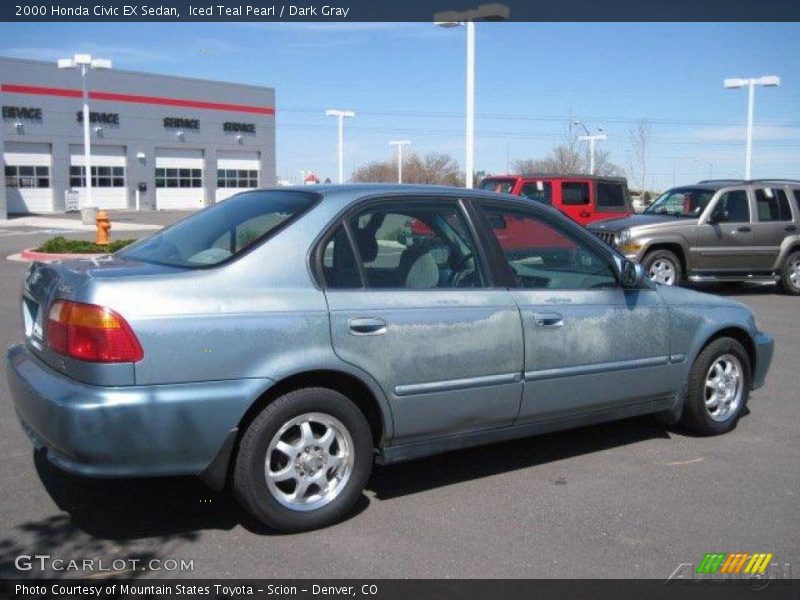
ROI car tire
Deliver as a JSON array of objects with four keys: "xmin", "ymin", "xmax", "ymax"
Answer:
[
  {"xmin": 777, "ymin": 250, "xmax": 800, "ymax": 295},
  {"xmin": 642, "ymin": 249, "xmax": 683, "ymax": 286},
  {"xmin": 233, "ymin": 387, "xmax": 373, "ymax": 532},
  {"xmin": 679, "ymin": 337, "xmax": 751, "ymax": 435}
]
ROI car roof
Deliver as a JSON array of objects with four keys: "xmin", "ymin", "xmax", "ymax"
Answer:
[
  {"xmin": 483, "ymin": 173, "xmax": 627, "ymax": 183},
  {"xmin": 695, "ymin": 179, "xmax": 800, "ymax": 189},
  {"xmin": 265, "ymin": 183, "xmax": 536, "ymax": 209}
]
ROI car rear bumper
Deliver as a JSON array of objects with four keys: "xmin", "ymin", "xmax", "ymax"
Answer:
[
  {"xmin": 6, "ymin": 344, "xmax": 271, "ymax": 479},
  {"xmin": 752, "ymin": 332, "xmax": 774, "ymax": 390}
]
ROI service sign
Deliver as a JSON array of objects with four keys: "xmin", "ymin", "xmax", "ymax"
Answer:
[
  {"xmin": 163, "ymin": 117, "xmax": 200, "ymax": 129},
  {"xmin": 2, "ymin": 106, "xmax": 42, "ymax": 120}
]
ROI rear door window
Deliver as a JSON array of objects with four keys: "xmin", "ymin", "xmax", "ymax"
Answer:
[
  {"xmin": 561, "ymin": 182, "xmax": 590, "ymax": 205},
  {"xmin": 755, "ymin": 188, "xmax": 792, "ymax": 222},
  {"xmin": 342, "ymin": 201, "xmax": 486, "ymax": 290},
  {"xmin": 520, "ymin": 181, "xmax": 552, "ymax": 205}
]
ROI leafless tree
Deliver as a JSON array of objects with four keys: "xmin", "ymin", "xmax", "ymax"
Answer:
[
  {"xmin": 627, "ymin": 120, "xmax": 652, "ymax": 194},
  {"xmin": 510, "ymin": 145, "xmax": 623, "ymax": 177},
  {"xmin": 351, "ymin": 152, "xmax": 463, "ymax": 186}
]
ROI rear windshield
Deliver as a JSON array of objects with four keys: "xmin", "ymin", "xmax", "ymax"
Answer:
[{"xmin": 118, "ymin": 190, "xmax": 319, "ymax": 268}]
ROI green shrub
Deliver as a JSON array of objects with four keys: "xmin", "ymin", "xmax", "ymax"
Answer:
[{"xmin": 36, "ymin": 236, "xmax": 136, "ymax": 254}]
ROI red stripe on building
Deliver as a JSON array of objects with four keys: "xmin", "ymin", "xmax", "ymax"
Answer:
[{"xmin": 0, "ymin": 83, "xmax": 275, "ymax": 116}]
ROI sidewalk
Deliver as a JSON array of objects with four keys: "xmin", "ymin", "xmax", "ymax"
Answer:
[{"xmin": 0, "ymin": 215, "xmax": 161, "ymax": 232}]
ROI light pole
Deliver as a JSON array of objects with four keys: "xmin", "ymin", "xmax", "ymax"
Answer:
[
  {"xmin": 325, "ymin": 109, "xmax": 355, "ymax": 184},
  {"xmin": 435, "ymin": 4, "xmax": 509, "ymax": 188},
  {"xmin": 389, "ymin": 140, "xmax": 411, "ymax": 183},
  {"xmin": 58, "ymin": 54, "xmax": 112, "ymax": 222},
  {"xmin": 724, "ymin": 75, "xmax": 780, "ymax": 179},
  {"xmin": 573, "ymin": 120, "xmax": 606, "ymax": 175}
]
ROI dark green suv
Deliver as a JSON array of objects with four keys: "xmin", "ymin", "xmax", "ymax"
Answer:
[{"xmin": 587, "ymin": 179, "xmax": 800, "ymax": 294}]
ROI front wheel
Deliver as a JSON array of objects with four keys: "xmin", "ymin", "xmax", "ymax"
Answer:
[
  {"xmin": 642, "ymin": 249, "xmax": 682, "ymax": 286},
  {"xmin": 777, "ymin": 250, "xmax": 800, "ymax": 295},
  {"xmin": 233, "ymin": 388, "xmax": 373, "ymax": 532},
  {"xmin": 680, "ymin": 337, "xmax": 751, "ymax": 435}
]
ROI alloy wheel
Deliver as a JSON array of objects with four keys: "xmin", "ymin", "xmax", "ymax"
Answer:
[
  {"xmin": 704, "ymin": 354, "xmax": 744, "ymax": 422},
  {"xmin": 648, "ymin": 259, "xmax": 676, "ymax": 285},
  {"xmin": 265, "ymin": 412, "xmax": 354, "ymax": 511}
]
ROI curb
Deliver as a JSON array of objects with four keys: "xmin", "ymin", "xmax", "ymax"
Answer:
[{"xmin": 16, "ymin": 248, "xmax": 106, "ymax": 263}]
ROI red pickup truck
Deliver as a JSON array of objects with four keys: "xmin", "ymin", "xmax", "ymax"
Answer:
[{"xmin": 479, "ymin": 174, "xmax": 633, "ymax": 226}]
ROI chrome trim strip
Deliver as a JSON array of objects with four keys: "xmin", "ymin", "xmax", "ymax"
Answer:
[
  {"xmin": 524, "ymin": 356, "xmax": 670, "ymax": 382},
  {"xmin": 395, "ymin": 372, "xmax": 520, "ymax": 397},
  {"xmin": 669, "ymin": 354, "xmax": 687, "ymax": 364}
]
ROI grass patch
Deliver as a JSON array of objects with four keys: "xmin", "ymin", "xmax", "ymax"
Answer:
[{"xmin": 35, "ymin": 236, "xmax": 136, "ymax": 254}]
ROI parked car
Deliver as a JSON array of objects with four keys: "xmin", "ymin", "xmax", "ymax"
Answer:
[
  {"xmin": 587, "ymin": 179, "xmax": 800, "ymax": 294},
  {"xmin": 7, "ymin": 185, "xmax": 773, "ymax": 532},
  {"xmin": 479, "ymin": 174, "xmax": 633, "ymax": 225}
]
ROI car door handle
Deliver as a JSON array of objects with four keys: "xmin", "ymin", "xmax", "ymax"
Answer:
[
  {"xmin": 735, "ymin": 226, "xmax": 751, "ymax": 233},
  {"xmin": 534, "ymin": 312, "xmax": 564, "ymax": 329},
  {"xmin": 786, "ymin": 225, "xmax": 797, "ymax": 233},
  {"xmin": 579, "ymin": 210, "xmax": 591, "ymax": 218},
  {"xmin": 348, "ymin": 317, "xmax": 387, "ymax": 336}
]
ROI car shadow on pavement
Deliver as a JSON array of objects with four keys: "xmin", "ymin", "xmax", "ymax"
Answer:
[
  {"xmin": 367, "ymin": 417, "xmax": 672, "ymax": 500},
  {"xmin": 0, "ymin": 448, "xmax": 371, "ymax": 573}
]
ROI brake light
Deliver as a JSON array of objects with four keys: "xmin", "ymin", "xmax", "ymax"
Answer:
[{"xmin": 46, "ymin": 301, "xmax": 143, "ymax": 363}]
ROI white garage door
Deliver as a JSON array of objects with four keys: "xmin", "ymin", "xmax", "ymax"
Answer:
[
  {"xmin": 4, "ymin": 142, "xmax": 53, "ymax": 213},
  {"xmin": 70, "ymin": 145, "xmax": 128, "ymax": 210},
  {"xmin": 215, "ymin": 151, "xmax": 260, "ymax": 203},
  {"xmin": 156, "ymin": 148, "xmax": 205, "ymax": 210}
]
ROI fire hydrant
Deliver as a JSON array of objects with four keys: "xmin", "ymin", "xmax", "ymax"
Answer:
[{"xmin": 95, "ymin": 210, "xmax": 111, "ymax": 246}]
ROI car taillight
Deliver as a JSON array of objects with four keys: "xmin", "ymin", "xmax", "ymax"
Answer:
[{"xmin": 46, "ymin": 300, "xmax": 143, "ymax": 363}]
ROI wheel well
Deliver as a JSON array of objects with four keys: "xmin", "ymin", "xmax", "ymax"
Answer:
[
  {"xmin": 702, "ymin": 327, "xmax": 757, "ymax": 375},
  {"xmin": 645, "ymin": 243, "xmax": 687, "ymax": 273},
  {"xmin": 237, "ymin": 370, "xmax": 385, "ymax": 448}
]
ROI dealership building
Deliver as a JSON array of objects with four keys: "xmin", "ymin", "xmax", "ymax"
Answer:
[{"xmin": 0, "ymin": 56, "xmax": 275, "ymax": 219}]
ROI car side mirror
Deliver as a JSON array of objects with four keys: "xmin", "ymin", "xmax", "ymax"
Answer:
[{"xmin": 621, "ymin": 260, "xmax": 646, "ymax": 289}]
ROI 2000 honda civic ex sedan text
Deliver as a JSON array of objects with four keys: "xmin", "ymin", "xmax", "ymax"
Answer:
[{"xmin": 7, "ymin": 185, "xmax": 774, "ymax": 531}]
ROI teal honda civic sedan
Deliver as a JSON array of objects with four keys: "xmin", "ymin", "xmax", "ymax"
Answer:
[{"xmin": 7, "ymin": 184, "xmax": 773, "ymax": 531}]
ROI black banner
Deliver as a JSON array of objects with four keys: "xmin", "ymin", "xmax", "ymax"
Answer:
[
  {"xmin": 3, "ymin": 579, "xmax": 800, "ymax": 600},
  {"xmin": 4, "ymin": 0, "xmax": 800, "ymax": 22}
]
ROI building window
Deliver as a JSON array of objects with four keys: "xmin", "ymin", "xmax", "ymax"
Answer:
[
  {"xmin": 5, "ymin": 165, "xmax": 50, "ymax": 188},
  {"xmin": 156, "ymin": 167, "xmax": 203, "ymax": 188},
  {"xmin": 217, "ymin": 169, "xmax": 258, "ymax": 188},
  {"xmin": 70, "ymin": 166, "xmax": 125, "ymax": 188}
]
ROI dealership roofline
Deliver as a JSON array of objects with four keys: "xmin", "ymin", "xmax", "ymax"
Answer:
[{"xmin": 0, "ymin": 55, "xmax": 275, "ymax": 93}]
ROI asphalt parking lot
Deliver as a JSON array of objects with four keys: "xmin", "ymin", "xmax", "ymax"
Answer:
[{"xmin": 0, "ymin": 212, "xmax": 797, "ymax": 579}]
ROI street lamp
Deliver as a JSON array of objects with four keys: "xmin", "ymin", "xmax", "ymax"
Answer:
[
  {"xmin": 389, "ymin": 140, "xmax": 411, "ymax": 183},
  {"xmin": 435, "ymin": 4, "xmax": 509, "ymax": 188},
  {"xmin": 573, "ymin": 120, "xmax": 606, "ymax": 175},
  {"xmin": 58, "ymin": 53, "xmax": 112, "ymax": 222},
  {"xmin": 724, "ymin": 75, "xmax": 780, "ymax": 179},
  {"xmin": 325, "ymin": 109, "xmax": 355, "ymax": 184}
]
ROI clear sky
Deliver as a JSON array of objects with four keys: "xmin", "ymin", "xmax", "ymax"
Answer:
[{"xmin": 1, "ymin": 22, "xmax": 799, "ymax": 189}]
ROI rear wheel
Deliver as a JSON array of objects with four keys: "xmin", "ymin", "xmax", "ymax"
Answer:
[
  {"xmin": 777, "ymin": 250, "xmax": 800, "ymax": 295},
  {"xmin": 680, "ymin": 337, "xmax": 751, "ymax": 435},
  {"xmin": 643, "ymin": 249, "xmax": 682, "ymax": 286},
  {"xmin": 233, "ymin": 387, "xmax": 373, "ymax": 532}
]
